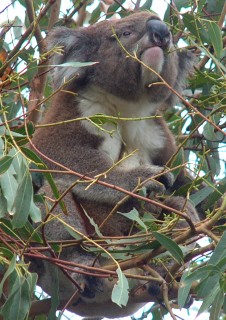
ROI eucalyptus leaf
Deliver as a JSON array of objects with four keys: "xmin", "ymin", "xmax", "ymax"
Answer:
[
  {"xmin": 0, "ymin": 156, "xmax": 13, "ymax": 175},
  {"xmin": 190, "ymin": 186, "xmax": 214, "ymax": 206},
  {"xmin": 0, "ymin": 168, "xmax": 18, "ymax": 212},
  {"xmin": 1, "ymin": 275, "xmax": 31, "ymax": 320},
  {"xmin": 51, "ymin": 61, "xmax": 98, "ymax": 68},
  {"xmin": 0, "ymin": 255, "xmax": 16, "ymax": 296},
  {"xmin": 178, "ymin": 271, "xmax": 192, "ymax": 308},
  {"xmin": 184, "ymin": 265, "xmax": 220, "ymax": 283},
  {"xmin": 152, "ymin": 231, "xmax": 184, "ymax": 264},
  {"xmin": 197, "ymin": 285, "xmax": 219, "ymax": 316},
  {"xmin": 209, "ymin": 289, "xmax": 224, "ymax": 320},
  {"xmin": 119, "ymin": 208, "xmax": 147, "ymax": 231},
  {"xmin": 12, "ymin": 167, "xmax": 33, "ymax": 228},
  {"xmin": 205, "ymin": 20, "xmax": 223, "ymax": 59},
  {"xmin": 111, "ymin": 268, "xmax": 129, "ymax": 307},
  {"xmin": 209, "ymin": 231, "xmax": 226, "ymax": 265}
]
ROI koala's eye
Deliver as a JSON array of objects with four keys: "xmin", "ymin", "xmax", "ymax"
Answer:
[{"xmin": 122, "ymin": 31, "xmax": 132, "ymax": 37}]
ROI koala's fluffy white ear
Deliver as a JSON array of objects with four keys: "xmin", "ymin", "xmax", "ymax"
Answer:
[
  {"xmin": 160, "ymin": 49, "xmax": 195, "ymax": 111},
  {"xmin": 177, "ymin": 49, "xmax": 195, "ymax": 81},
  {"xmin": 46, "ymin": 27, "xmax": 92, "ymax": 89}
]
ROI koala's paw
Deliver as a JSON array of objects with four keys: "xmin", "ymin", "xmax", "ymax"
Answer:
[
  {"xmin": 80, "ymin": 276, "xmax": 113, "ymax": 303},
  {"xmin": 81, "ymin": 276, "xmax": 103, "ymax": 299},
  {"xmin": 144, "ymin": 168, "xmax": 174, "ymax": 195}
]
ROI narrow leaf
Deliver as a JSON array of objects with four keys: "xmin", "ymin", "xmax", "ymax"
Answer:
[
  {"xmin": 1, "ymin": 276, "xmax": 30, "ymax": 320},
  {"xmin": 0, "ymin": 169, "xmax": 18, "ymax": 212},
  {"xmin": 178, "ymin": 271, "xmax": 192, "ymax": 308},
  {"xmin": 0, "ymin": 255, "xmax": 16, "ymax": 296},
  {"xmin": 184, "ymin": 265, "xmax": 219, "ymax": 283},
  {"xmin": 0, "ymin": 156, "xmax": 13, "ymax": 175},
  {"xmin": 119, "ymin": 208, "xmax": 147, "ymax": 231},
  {"xmin": 12, "ymin": 169, "xmax": 32, "ymax": 228},
  {"xmin": 209, "ymin": 230, "xmax": 226, "ymax": 265},
  {"xmin": 21, "ymin": 147, "xmax": 67, "ymax": 213},
  {"xmin": 197, "ymin": 275, "xmax": 220, "ymax": 299},
  {"xmin": 111, "ymin": 268, "xmax": 129, "ymax": 307},
  {"xmin": 152, "ymin": 231, "xmax": 183, "ymax": 264},
  {"xmin": 190, "ymin": 186, "xmax": 214, "ymax": 206},
  {"xmin": 51, "ymin": 61, "xmax": 98, "ymax": 67},
  {"xmin": 197, "ymin": 285, "xmax": 219, "ymax": 316},
  {"xmin": 205, "ymin": 20, "xmax": 223, "ymax": 59},
  {"xmin": 209, "ymin": 289, "xmax": 224, "ymax": 320},
  {"xmin": 29, "ymin": 199, "xmax": 42, "ymax": 223}
]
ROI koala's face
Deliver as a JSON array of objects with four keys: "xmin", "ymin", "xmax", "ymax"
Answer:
[{"xmin": 48, "ymin": 12, "xmax": 193, "ymax": 103}]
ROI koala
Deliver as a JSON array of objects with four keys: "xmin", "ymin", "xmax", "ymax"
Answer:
[{"xmin": 30, "ymin": 11, "xmax": 199, "ymax": 318}]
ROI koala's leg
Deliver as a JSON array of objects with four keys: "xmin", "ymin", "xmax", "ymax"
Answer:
[
  {"xmin": 31, "ymin": 180, "xmax": 114, "ymax": 306},
  {"xmin": 163, "ymin": 196, "xmax": 199, "ymax": 225}
]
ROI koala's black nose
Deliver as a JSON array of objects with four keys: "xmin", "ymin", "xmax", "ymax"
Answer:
[{"xmin": 146, "ymin": 19, "xmax": 171, "ymax": 49}]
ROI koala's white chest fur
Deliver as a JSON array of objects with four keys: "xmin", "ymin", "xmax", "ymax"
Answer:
[{"xmin": 78, "ymin": 87, "xmax": 166, "ymax": 169}]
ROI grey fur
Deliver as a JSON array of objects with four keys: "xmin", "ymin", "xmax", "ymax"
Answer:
[{"xmin": 31, "ymin": 12, "xmax": 198, "ymax": 318}]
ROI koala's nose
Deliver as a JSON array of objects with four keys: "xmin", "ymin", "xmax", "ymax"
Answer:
[{"xmin": 146, "ymin": 19, "xmax": 171, "ymax": 49}]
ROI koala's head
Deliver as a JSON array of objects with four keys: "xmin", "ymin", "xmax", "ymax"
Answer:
[{"xmin": 47, "ymin": 12, "xmax": 194, "ymax": 104}]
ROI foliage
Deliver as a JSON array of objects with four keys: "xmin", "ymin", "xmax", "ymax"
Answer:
[{"xmin": 0, "ymin": 0, "xmax": 225, "ymax": 319}]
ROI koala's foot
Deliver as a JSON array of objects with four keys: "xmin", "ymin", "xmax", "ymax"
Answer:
[{"xmin": 163, "ymin": 196, "xmax": 199, "ymax": 225}]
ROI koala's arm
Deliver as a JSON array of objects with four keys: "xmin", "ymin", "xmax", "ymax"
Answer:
[{"xmin": 33, "ymin": 134, "xmax": 174, "ymax": 207}]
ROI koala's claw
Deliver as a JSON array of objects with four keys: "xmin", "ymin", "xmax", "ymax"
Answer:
[
  {"xmin": 145, "ymin": 171, "xmax": 174, "ymax": 195},
  {"xmin": 156, "ymin": 171, "xmax": 174, "ymax": 190}
]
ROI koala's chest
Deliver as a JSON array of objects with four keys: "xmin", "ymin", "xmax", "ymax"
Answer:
[
  {"xmin": 78, "ymin": 96, "xmax": 166, "ymax": 168},
  {"xmin": 103, "ymin": 119, "xmax": 166, "ymax": 168}
]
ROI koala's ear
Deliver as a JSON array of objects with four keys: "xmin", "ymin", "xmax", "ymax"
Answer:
[
  {"xmin": 46, "ymin": 27, "xmax": 79, "ymax": 64},
  {"xmin": 46, "ymin": 27, "xmax": 93, "ymax": 89},
  {"xmin": 161, "ymin": 50, "xmax": 195, "ymax": 111},
  {"xmin": 177, "ymin": 49, "xmax": 196, "ymax": 80}
]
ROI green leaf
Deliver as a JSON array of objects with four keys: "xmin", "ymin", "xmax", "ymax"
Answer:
[
  {"xmin": 64, "ymin": 225, "xmax": 83, "ymax": 241},
  {"xmin": 152, "ymin": 231, "xmax": 184, "ymax": 264},
  {"xmin": 51, "ymin": 61, "xmax": 98, "ymax": 68},
  {"xmin": 178, "ymin": 271, "xmax": 192, "ymax": 308},
  {"xmin": 197, "ymin": 285, "xmax": 219, "ymax": 316},
  {"xmin": 111, "ymin": 268, "xmax": 129, "ymax": 307},
  {"xmin": 209, "ymin": 289, "xmax": 224, "ymax": 320},
  {"xmin": 119, "ymin": 208, "xmax": 147, "ymax": 231},
  {"xmin": 0, "ymin": 193, "xmax": 7, "ymax": 218},
  {"xmin": 21, "ymin": 147, "xmax": 67, "ymax": 214},
  {"xmin": 190, "ymin": 186, "xmax": 214, "ymax": 206},
  {"xmin": 204, "ymin": 177, "xmax": 226, "ymax": 209},
  {"xmin": 205, "ymin": 20, "xmax": 223, "ymax": 59},
  {"xmin": 29, "ymin": 199, "xmax": 42, "ymax": 223},
  {"xmin": 1, "ymin": 274, "xmax": 31, "ymax": 320},
  {"xmin": 0, "ymin": 156, "xmax": 13, "ymax": 175},
  {"xmin": 48, "ymin": 267, "xmax": 59, "ymax": 320},
  {"xmin": 184, "ymin": 265, "xmax": 219, "ymax": 283},
  {"xmin": 197, "ymin": 275, "xmax": 220, "ymax": 299},
  {"xmin": 83, "ymin": 209, "xmax": 104, "ymax": 238},
  {"xmin": 0, "ymin": 168, "xmax": 18, "ymax": 212},
  {"xmin": 183, "ymin": 13, "xmax": 209, "ymax": 44},
  {"xmin": 209, "ymin": 231, "xmax": 226, "ymax": 265},
  {"xmin": 0, "ymin": 255, "xmax": 16, "ymax": 296},
  {"xmin": 203, "ymin": 121, "xmax": 223, "ymax": 141},
  {"xmin": 12, "ymin": 167, "xmax": 33, "ymax": 228},
  {"xmin": 169, "ymin": 148, "xmax": 184, "ymax": 179}
]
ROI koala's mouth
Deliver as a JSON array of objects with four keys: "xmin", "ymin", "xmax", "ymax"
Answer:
[{"xmin": 140, "ymin": 46, "xmax": 164, "ymax": 75}]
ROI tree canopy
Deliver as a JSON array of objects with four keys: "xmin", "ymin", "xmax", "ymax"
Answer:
[{"xmin": 0, "ymin": 1, "xmax": 225, "ymax": 319}]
